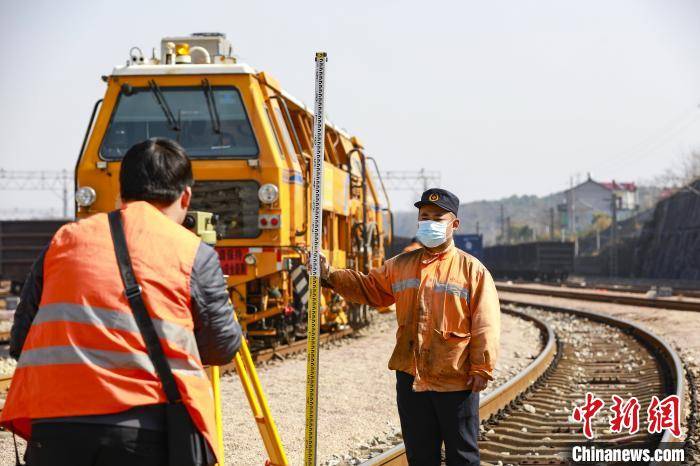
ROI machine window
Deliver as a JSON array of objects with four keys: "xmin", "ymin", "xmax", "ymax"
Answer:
[
  {"xmin": 100, "ymin": 85, "xmax": 259, "ymax": 159},
  {"xmin": 189, "ymin": 180, "xmax": 261, "ymax": 239}
]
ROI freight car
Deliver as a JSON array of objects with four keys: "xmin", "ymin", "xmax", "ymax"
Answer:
[
  {"xmin": 0, "ymin": 220, "xmax": 68, "ymax": 294},
  {"xmin": 453, "ymin": 233, "xmax": 483, "ymax": 260},
  {"xmin": 483, "ymin": 241, "xmax": 574, "ymax": 280},
  {"xmin": 74, "ymin": 33, "xmax": 392, "ymax": 347}
]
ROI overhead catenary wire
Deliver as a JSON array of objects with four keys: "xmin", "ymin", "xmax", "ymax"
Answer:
[
  {"xmin": 595, "ymin": 104, "xmax": 700, "ymax": 174},
  {"xmin": 0, "ymin": 169, "xmax": 73, "ymax": 218}
]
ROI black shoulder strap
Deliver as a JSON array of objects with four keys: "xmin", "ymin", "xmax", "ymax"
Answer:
[{"xmin": 108, "ymin": 210, "xmax": 182, "ymax": 404}]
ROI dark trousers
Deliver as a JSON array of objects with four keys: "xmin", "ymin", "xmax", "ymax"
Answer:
[
  {"xmin": 396, "ymin": 371, "xmax": 480, "ymax": 466},
  {"xmin": 24, "ymin": 423, "xmax": 168, "ymax": 466}
]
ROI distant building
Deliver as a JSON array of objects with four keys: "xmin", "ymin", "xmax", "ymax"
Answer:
[
  {"xmin": 559, "ymin": 175, "xmax": 638, "ymax": 235},
  {"xmin": 599, "ymin": 181, "xmax": 638, "ymax": 211}
]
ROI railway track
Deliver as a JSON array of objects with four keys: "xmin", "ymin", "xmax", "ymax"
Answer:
[
  {"xmin": 497, "ymin": 282, "xmax": 700, "ymax": 312},
  {"xmin": 556, "ymin": 283, "xmax": 700, "ymax": 300},
  {"xmin": 362, "ymin": 301, "xmax": 684, "ymax": 465}
]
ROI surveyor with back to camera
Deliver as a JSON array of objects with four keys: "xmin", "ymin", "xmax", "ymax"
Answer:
[
  {"xmin": 320, "ymin": 188, "xmax": 501, "ymax": 466},
  {"xmin": 1, "ymin": 138, "xmax": 242, "ymax": 466}
]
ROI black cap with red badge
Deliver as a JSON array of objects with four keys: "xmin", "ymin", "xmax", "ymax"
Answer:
[{"xmin": 414, "ymin": 188, "xmax": 460, "ymax": 215}]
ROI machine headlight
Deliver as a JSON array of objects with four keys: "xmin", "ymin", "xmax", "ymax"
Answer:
[
  {"xmin": 258, "ymin": 183, "xmax": 279, "ymax": 204},
  {"xmin": 244, "ymin": 253, "xmax": 257, "ymax": 266},
  {"xmin": 75, "ymin": 186, "xmax": 97, "ymax": 207}
]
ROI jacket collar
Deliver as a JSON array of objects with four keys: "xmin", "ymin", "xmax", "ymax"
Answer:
[{"xmin": 421, "ymin": 241, "xmax": 455, "ymax": 265}]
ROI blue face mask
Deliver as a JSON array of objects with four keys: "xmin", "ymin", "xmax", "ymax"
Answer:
[{"xmin": 416, "ymin": 220, "xmax": 449, "ymax": 248}]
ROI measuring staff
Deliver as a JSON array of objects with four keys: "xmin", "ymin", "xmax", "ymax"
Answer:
[{"xmin": 304, "ymin": 51, "xmax": 327, "ymax": 466}]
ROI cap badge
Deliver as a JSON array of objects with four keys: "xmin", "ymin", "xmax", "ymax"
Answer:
[{"xmin": 429, "ymin": 193, "xmax": 439, "ymax": 201}]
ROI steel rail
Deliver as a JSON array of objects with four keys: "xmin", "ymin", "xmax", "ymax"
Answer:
[
  {"xmin": 534, "ymin": 280, "xmax": 700, "ymax": 300},
  {"xmin": 497, "ymin": 283, "xmax": 700, "ymax": 312}
]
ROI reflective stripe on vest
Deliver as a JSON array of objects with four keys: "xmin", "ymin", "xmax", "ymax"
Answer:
[
  {"xmin": 32, "ymin": 303, "xmax": 200, "ymax": 360},
  {"xmin": 392, "ymin": 278, "xmax": 421, "ymax": 293},
  {"xmin": 434, "ymin": 282, "xmax": 471, "ymax": 303},
  {"xmin": 17, "ymin": 345, "xmax": 204, "ymax": 378},
  {"xmin": 391, "ymin": 279, "xmax": 469, "ymax": 302}
]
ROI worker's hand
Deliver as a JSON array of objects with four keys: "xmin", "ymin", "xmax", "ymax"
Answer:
[
  {"xmin": 307, "ymin": 252, "xmax": 332, "ymax": 281},
  {"xmin": 466, "ymin": 374, "xmax": 489, "ymax": 392}
]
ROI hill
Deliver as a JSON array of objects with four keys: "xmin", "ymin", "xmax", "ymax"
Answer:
[{"xmin": 392, "ymin": 186, "xmax": 661, "ymax": 246}]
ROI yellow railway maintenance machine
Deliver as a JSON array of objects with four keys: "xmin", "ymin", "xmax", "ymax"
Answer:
[{"xmin": 74, "ymin": 33, "xmax": 393, "ymax": 464}]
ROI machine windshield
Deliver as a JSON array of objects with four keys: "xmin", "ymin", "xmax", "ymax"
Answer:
[{"xmin": 100, "ymin": 84, "xmax": 258, "ymax": 159}]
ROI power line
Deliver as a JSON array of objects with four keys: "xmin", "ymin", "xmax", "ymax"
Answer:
[
  {"xmin": 597, "ymin": 105, "xmax": 700, "ymax": 174},
  {"xmin": 380, "ymin": 169, "xmax": 441, "ymax": 192}
]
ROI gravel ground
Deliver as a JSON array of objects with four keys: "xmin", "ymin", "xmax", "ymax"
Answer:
[
  {"xmin": 0, "ymin": 358, "xmax": 15, "ymax": 377},
  {"xmin": 500, "ymin": 291, "xmax": 700, "ymax": 464},
  {"xmin": 0, "ymin": 310, "xmax": 541, "ymax": 465}
]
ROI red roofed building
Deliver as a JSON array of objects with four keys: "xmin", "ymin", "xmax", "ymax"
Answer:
[{"xmin": 561, "ymin": 175, "xmax": 639, "ymax": 235}]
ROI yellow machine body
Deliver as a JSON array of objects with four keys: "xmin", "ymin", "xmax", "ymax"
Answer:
[{"xmin": 75, "ymin": 33, "xmax": 392, "ymax": 347}]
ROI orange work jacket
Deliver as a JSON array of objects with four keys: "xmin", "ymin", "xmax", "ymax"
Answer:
[
  {"xmin": 329, "ymin": 242, "xmax": 501, "ymax": 392},
  {"xmin": 0, "ymin": 201, "xmax": 220, "ymax": 462}
]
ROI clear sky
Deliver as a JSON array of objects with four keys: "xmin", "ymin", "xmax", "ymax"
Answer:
[{"xmin": 1, "ymin": 0, "xmax": 699, "ymax": 216}]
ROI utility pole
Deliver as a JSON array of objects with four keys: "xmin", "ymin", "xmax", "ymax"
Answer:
[
  {"xmin": 570, "ymin": 176, "xmax": 578, "ymax": 256},
  {"xmin": 506, "ymin": 216, "xmax": 511, "ymax": 244},
  {"xmin": 549, "ymin": 207, "xmax": 555, "ymax": 240},
  {"xmin": 499, "ymin": 204, "xmax": 505, "ymax": 243},
  {"xmin": 609, "ymin": 194, "xmax": 619, "ymax": 277},
  {"xmin": 475, "ymin": 221, "xmax": 480, "ymax": 235},
  {"xmin": 572, "ymin": 177, "xmax": 580, "ymax": 273},
  {"xmin": 62, "ymin": 175, "xmax": 68, "ymax": 219}
]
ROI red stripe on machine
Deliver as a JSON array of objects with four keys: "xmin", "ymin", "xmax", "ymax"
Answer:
[{"xmin": 215, "ymin": 247, "xmax": 248, "ymax": 275}]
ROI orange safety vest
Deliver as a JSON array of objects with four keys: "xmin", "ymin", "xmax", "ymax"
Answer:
[{"xmin": 1, "ymin": 201, "xmax": 220, "ymax": 462}]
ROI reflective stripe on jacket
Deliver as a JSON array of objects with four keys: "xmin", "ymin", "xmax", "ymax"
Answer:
[
  {"xmin": 328, "ymin": 242, "xmax": 501, "ymax": 392},
  {"xmin": 0, "ymin": 201, "xmax": 223, "ymax": 462}
]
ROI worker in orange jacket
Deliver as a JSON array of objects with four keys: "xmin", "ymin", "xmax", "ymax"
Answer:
[
  {"xmin": 321, "ymin": 188, "xmax": 501, "ymax": 466},
  {"xmin": 2, "ymin": 138, "xmax": 242, "ymax": 466}
]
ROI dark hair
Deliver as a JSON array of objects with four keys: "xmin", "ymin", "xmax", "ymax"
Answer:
[{"xmin": 120, "ymin": 138, "xmax": 194, "ymax": 204}]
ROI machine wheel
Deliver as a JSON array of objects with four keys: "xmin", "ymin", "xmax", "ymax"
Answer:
[
  {"xmin": 264, "ymin": 335, "xmax": 281, "ymax": 349},
  {"xmin": 294, "ymin": 322, "xmax": 308, "ymax": 339},
  {"xmin": 281, "ymin": 324, "xmax": 296, "ymax": 345}
]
